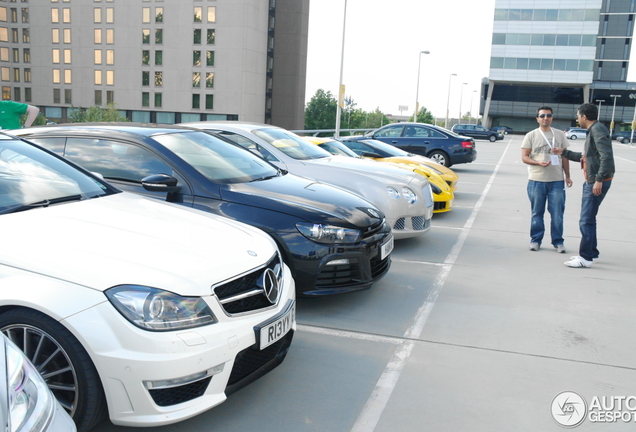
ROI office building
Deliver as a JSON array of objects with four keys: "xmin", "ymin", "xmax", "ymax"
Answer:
[
  {"xmin": 483, "ymin": 0, "xmax": 636, "ymax": 132},
  {"xmin": 0, "ymin": 0, "xmax": 309, "ymax": 129}
]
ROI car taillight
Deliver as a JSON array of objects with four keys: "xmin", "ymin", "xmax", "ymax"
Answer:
[{"xmin": 461, "ymin": 140, "xmax": 473, "ymax": 148}]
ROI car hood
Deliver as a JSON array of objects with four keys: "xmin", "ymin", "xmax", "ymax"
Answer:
[
  {"xmin": 1, "ymin": 193, "xmax": 276, "ymax": 295},
  {"xmin": 303, "ymin": 155, "xmax": 423, "ymax": 186},
  {"xmin": 219, "ymin": 173, "xmax": 384, "ymax": 228}
]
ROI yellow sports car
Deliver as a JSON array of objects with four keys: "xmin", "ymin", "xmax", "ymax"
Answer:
[{"xmin": 305, "ymin": 137, "xmax": 454, "ymax": 213}]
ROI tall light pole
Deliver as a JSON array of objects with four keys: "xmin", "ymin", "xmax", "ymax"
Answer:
[
  {"xmin": 595, "ymin": 99, "xmax": 605, "ymax": 122},
  {"xmin": 444, "ymin": 73, "xmax": 457, "ymax": 129},
  {"xmin": 469, "ymin": 90, "xmax": 477, "ymax": 124},
  {"xmin": 458, "ymin": 82, "xmax": 467, "ymax": 124},
  {"xmin": 414, "ymin": 50, "xmax": 430, "ymax": 123},
  {"xmin": 609, "ymin": 94, "xmax": 621, "ymax": 138},
  {"xmin": 334, "ymin": 0, "xmax": 348, "ymax": 138}
]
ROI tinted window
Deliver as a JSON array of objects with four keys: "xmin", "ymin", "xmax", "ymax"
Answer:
[
  {"xmin": 253, "ymin": 128, "xmax": 330, "ymax": 160},
  {"xmin": 64, "ymin": 138, "xmax": 173, "ymax": 182},
  {"xmin": 215, "ymin": 130, "xmax": 280, "ymax": 162},
  {"xmin": 374, "ymin": 124, "xmax": 403, "ymax": 138},
  {"xmin": 27, "ymin": 137, "xmax": 66, "ymax": 155}
]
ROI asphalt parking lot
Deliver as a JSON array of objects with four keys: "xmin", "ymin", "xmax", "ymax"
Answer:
[{"xmin": 94, "ymin": 136, "xmax": 636, "ymax": 432}]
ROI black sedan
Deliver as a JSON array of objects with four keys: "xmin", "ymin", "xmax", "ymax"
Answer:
[
  {"xmin": 364, "ymin": 122, "xmax": 476, "ymax": 167},
  {"xmin": 13, "ymin": 124, "xmax": 394, "ymax": 296}
]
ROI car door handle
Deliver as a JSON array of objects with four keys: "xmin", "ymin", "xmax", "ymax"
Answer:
[{"xmin": 391, "ymin": 140, "xmax": 398, "ymax": 144}]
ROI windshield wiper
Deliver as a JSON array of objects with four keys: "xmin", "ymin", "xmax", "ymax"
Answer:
[{"xmin": 0, "ymin": 194, "xmax": 84, "ymax": 215}]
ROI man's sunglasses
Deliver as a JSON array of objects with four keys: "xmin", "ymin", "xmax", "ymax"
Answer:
[{"xmin": 537, "ymin": 114, "xmax": 553, "ymax": 118}]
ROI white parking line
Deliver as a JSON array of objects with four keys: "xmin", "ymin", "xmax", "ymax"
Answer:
[{"xmin": 349, "ymin": 140, "xmax": 514, "ymax": 432}]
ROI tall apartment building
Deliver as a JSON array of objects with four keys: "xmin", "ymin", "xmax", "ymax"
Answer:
[
  {"xmin": 483, "ymin": 0, "xmax": 636, "ymax": 132},
  {"xmin": 0, "ymin": 0, "xmax": 309, "ymax": 129}
]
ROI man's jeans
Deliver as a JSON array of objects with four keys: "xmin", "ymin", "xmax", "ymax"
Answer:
[
  {"xmin": 527, "ymin": 180, "xmax": 566, "ymax": 246},
  {"xmin": 579, "ymin": 180, "xmax": 611, "ymax": 261}
]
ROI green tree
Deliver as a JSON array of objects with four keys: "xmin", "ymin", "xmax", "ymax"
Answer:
[
  {"xmin": 68, "ymin": 104, "xmax": 128, "ymax": 123},
  {"xmin": 304, "ymin": 89, "xmax": 337, "ymax": 130},
  {"xmin": 409, "ymin": 106, "xmax": 434, "ymax": 124},
  {"xmin": 365, "ymin": 108, "xmax": 389, "ymax": 129}
]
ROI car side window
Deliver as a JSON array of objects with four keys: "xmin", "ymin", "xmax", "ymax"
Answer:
[
  {"xmin": 374, "ymin": 125, "xmax": 403, "ymax": 138},
  {"xmin": 64, "ymin": 138, "xmax": 173, "ymax": 182},
  {"xmin": 412, "ymin": 126, "xmax": 432, "ymax": 137},
  {"xmin": 345, "ymin": 140, "xmax": 371, "ymax": 155},
  {"xmin": 215, "ymin": 131, "xmax": 280, "ymax": 162},
  {"xmin": 25, "ymin": 137, "xmax": 66, "ymax": 155},
  {"xmin": 420, "ymin": 127, "xmax": 445, "ymax": 138},
  {"xmin": 464, "ymin": 125, "xmax": 475, "ymax": 131}
]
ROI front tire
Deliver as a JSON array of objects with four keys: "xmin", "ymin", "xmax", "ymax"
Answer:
[
  {"xmin": 570, "ymin": 135, "xmax": 577, "ymax": 140},
  {"xmin": 428, "ymin": 150, "xmax": 450, "ymax": 167},
  {"xmin": 489, "ymin": 135, "xmax": 497, "ymax": 142},
  {"xmin": 0, "ymin": 308, "xmax": 107, "ymax": 432}
]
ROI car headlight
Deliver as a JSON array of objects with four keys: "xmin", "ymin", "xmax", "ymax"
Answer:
[
  {"xmin": 105, "ymin": 285, "xmax": 217, "ymax": 331},
  {"xmin": 5, "ymin": 337, "xmax": 55, "ymax": 432},
  {"xmin": 429, "ymin": 183, "xmax": 442, "ymax": 194},
  {"xmin": 401, "ymin": 187, "xmax": 418, "ymax": 204},
  {"xmin": 296, "ymin": 222, "xmax": 362, "ymax": 244},
  {"xmin": 386, "ymin": 187, "xmax": 400, "ymax": 200}
]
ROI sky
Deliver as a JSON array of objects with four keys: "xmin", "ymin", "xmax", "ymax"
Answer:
[{"xmin": 304, "ymin": 0, "xmax": 636, "ymax": 121}]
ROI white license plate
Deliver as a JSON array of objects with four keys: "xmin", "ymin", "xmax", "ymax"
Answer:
[
  {"xmin": 258, "ymin": 302, "xmax": 295, "ymax": 350},
  {"xmin": 381, "ymin": 235, "xmax": 394, "ymax": 260}
]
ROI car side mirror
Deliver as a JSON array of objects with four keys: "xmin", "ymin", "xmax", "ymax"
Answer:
[{"xmin": 141, "ymin": 173, "xmax": 182, "ymax": 194}]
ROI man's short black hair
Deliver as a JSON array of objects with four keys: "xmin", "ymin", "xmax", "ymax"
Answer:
[
  {"xmin": 536, "ymin": 106, "xmax": 553, "ymax": 116},
  {"xmin": 578, "ymin": 103, "xmax": 598, "ymax": 121}
]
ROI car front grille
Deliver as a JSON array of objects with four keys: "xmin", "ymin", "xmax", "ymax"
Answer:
[
  {"xmin": 434, "ymin": 202, "xmax": 447, "ymax": 211},
  {"xmin": 226, "ymin": 331, "xmax": 294, "ymax": 388},
  {"xmin": 316, "ymin": 259, "xmax": 361, "ymax": 287},
  {"xmin": 362, "ymin": 219, "xmax": 386, "ymax": 238},
  {"xmin": 412, "ymin": 216, "xmax": 425, "ymax": 230},
  {"xmin": 393, "ymin": 217, "xmax": 406, "ymax": 230},
  {"xmin": 149, "ymin": 377, "xmax": 212, "ymax": 407},
  {"xmin": 393, "ymin": 216, "xmax": 429, "ymax": 231},
  {"xmin": 370, "ymin": 254, "xmax": 390, "ymax": 278},
  {"xmin": 213, "ymin": 254, "xmax": 282, "ymax": 315}
]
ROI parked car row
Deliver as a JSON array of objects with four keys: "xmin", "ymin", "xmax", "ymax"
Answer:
[
  {"xmin": 2, "ymin": 120, "xmax": 460, "ymax": 431},
  {"xmin": 451, "ymin": 124, "xmax": 504, "ymax": 142}
]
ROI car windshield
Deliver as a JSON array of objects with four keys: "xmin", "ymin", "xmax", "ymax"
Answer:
[
  {"xmin": 347, "ymin": 139, "xmax": 409, "ymax": 158},
  {"xmin": 318, "ymin": 140, "xmax": 359, "ymax": 157},
  {"xmin": 253, "ymin": 128, "xmax": 331, "ymax": 160},
  {"xmin": 0, "ymin": 135, "xmax": 113, "ymax": 215},
  {"xmin": 153, "ymin": 131, "xmax": 279, "ymax": 183}
]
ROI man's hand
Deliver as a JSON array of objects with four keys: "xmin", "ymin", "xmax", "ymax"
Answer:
[
  {"xmin": 593, "ymin": 181, "xmax": 603, "ymax": 196},
  {"xmin": 551, "ymin": 147, "xmax": 564, "ymax": 155}
]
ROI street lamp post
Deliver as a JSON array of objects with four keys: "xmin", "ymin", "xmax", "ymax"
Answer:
[
  {"xmin": 414, "ymin": 50, "xmax": 430, "ymax": 123},
  {"xmin": 334, "ymin": 0, "xmax": 348, "ymax": 138},
  {"xmin": 469, "ymin": 90, "xmax": 477, "ymax": 124},
  {"xmin": 458, "ymin": 82, "xmax": 467, "ymax": 124},
  {"xmin": 444, "ymin": 73, "xmax": 457, "ymax": 129},
  {"xmin": 609, "ymin": 94, "xmax": 621, "ymax": 139},
  {"xmin": 595, "ymin": 99, "xmax": 605, "ymax": 122}
]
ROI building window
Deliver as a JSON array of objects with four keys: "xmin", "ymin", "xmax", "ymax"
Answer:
[
  {"xmin": 106, "ymin": 70, "xmax": 113, "ymax": 85},
  {"xmin": 193, "ymin": 50, "xmax": 201, "ymax": 66},
  {"xmin": 23, "ymin": 68, "xmax": 29, "ymax": 82},
  {"xmin": 207, "ymin": 7, "xmax": 215, "ymax": 23},
  {"xmin": 0, "ymin": 8, "xmax": 6, "ymax": 22},
  {"xmin": 155, "ymin": 7, "xmax": 163, "ymax": 22},
  {"xmin": 207, "ymin": 29, "xmax": 215, "ymax": 44},
  {"xmin": 13, "ymin": 87, "xmax": 19, "ymax": 101},
  {"xmin": 51, "ymin": 8, "xmax": 59, "ymax": 23},
  {"xmin": 192, "ymin": 72, "xmax": 200, "ymax": 87},
  {"xmin": 154, "ymin": 92, "xmax": 162, "ymax": 107},
  {"xmin": 0, "ymin": 27, "xmax": 7, "ymax": 42},
  {"xmin": 142, "ymin": 28, "xmax": 149, "ymax": 44},
  {"xmin": 94, "ymin": 28, "xmax": 102, "ymax": 43},
  {"xmin": 106, "ymin": 90, "xmax": 113, "ymax": 104},
  {"xmin": 193, "ymin": 29, "xmax": 201, "ymax": 44},
  {"xmin": 22, "ymin": 48, "xmax": 29, "ymax": 62},
  {"xmin": 154, "ymin": 71, "xmax": 162, "ymax": 86},
  {"xmin": 142, "ymin": 70, "xmax": 149, "ymax": 86},
  {"xmin": 51, "ymin": 28, "xmax": 59, "ymax": 43},
  {"xmin": 64, "ymin": 69, "xmax": 71, "ymax": 83},
  {"xmin": 53, "ymin": 88, "xmax": 60, "ymax": 103},
  {"xmin": 1, "ymin": 86, "xmax": 9, "ymax": 100},
  {"xmin": 155, "ymin": 29, "xmax": 162, "ymax": 44},
  {"xmin": 65, "ymin": 89, "xmax": 72, "ymax": 104},
  {"xmin": 12, "ymin": 67, "xmax": 18, "ymax": 81},
  {"xmin": 154, "ymin": 50, "xmax": 162, "ymax": 65},
  {"xmin": 63, "ymin": 28, "xmax": 71, "ymax": 43},
  {"xmin": 63, "ymin": 8, "xmax": 70, "ymax": 23},
  {"xmin": 12, "ymin": 48, "xmax": 17, "ymax": 62},
  {"xmin": 0, "ymin": 47, "xmax": 7, "ymax": 61},
  {"xmin": 105, "ymin": 7, "xmax": 113, "ymax": 23},
  {"xmin": 142, "ymin": 7, "xmax": 150, "ymax": 23},
  {"xmin": 95, "ymin": 90, "xmax": 102, "ymax": 105},
  {"xmin": 94, "ymin": 49, "xmax": 102, "ymax": 64},
  {"xmin": 142, "ymin": 91, "xmax": 149, "ymax": 107},
  {"xmin": 24, "ymin": 86, "xmax": 30, "ymax": 101},
  {"xmin": 192, "ymin": 94, "xmax": 200, "ymax": 109},
  {"xmin": 52, "ymin": 49, "xmax": 60, "ymax": 63},
  {"xmin": 21, "ymin": 27, "xmax": 28, "ymax": 42},
  {"xmin": 106, "ymin": 49, "xmax": 113, "ymax": 64},
  {"xmin": 94, "ymin": 70, "xmax": 102, "ymax": 84},
  {"xmin": 9, "ymin": 28, "xmax": 16, "ymax": 42},
  {"xmin": 63, "ymin": 49, "xmax": 71, "ymax": 64},
  {"xmin": 205, "ymin": 94, "xmax": 213, "ymax": 110},
  {"xmin": 142, "ymin": 50, "xmax": 149, "ymax": 65},
  {"xmin": 206, "ymin": 51, "xmax": 214, "ymax": 66},
  {"xmin": 93, "ymin": 8, "xmax": 101, "ymax": 23},
  {"xmin": 10, "ymin": 8, "xmax": 16, "ymax": 23},
  {"xmin": 1, "ymin": 67, "xmax": 9, "ymax": 81},
  {"xmin": 20, "ymin": 7, "xmax": 27, "ymax": 22},
  {"xmin": 193, "ymin": 7, "xmax": 201, "ymax": 22},
  {"xmin": 106, "ymin": 29, "xmax": 113, "ymax": 43},
  {"xmin": 205, "ymin": 72, "xmax": 214, "ymax": 88}
]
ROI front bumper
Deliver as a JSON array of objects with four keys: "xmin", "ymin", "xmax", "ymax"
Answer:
[{"xmin": 64, "ymin": 265, "xmax": 296, "ymax": 428}]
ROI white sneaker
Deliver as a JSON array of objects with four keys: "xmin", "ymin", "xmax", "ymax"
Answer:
[
  {"xmin": 530, "ymin": 242, "xmax": 539, "ymax": 251},
  {"xmin": 565, "ymin": 256, "xmax": 592, "ymax": 268},
  {"xmin": 555, "ymin": 245, "xmax": 566, "ymax": 253}
]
